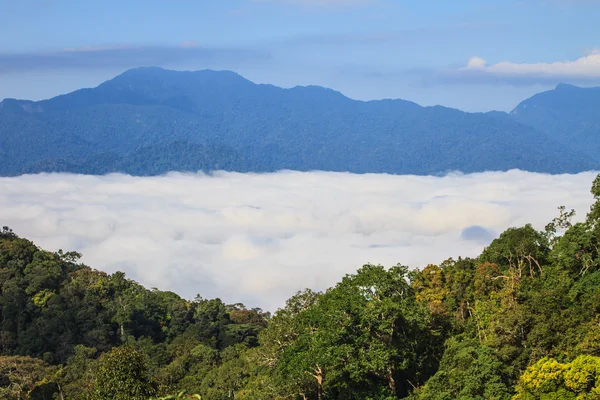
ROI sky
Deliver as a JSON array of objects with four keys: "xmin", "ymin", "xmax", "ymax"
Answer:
[
  {"xmin": 0, "ymin": 0, "xmax": 599, "ymax": 111},
  {"xmin": 0, "ymin": 170, "xmax": 596, "ymax": 310}
]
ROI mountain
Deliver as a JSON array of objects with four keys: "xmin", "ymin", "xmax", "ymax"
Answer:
[
  {"xmin": 20, "ymin": 140, "xmax": 253, "ymax": 176},
  {"xmin": 0, "ymin": 67, "xmax": 597, "ymax": 176},
  {"xmin": 511, "ymin": 83, "xmax": 600, "ymax": 161}
]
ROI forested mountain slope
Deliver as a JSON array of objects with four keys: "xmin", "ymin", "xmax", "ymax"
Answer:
[
  {"xmin": 3, "ymin": 175, "xmax": 600, "ymax": 399},
  {"xmin": 0, "ymin": 67, "xmax": 595, "ymax": 176},
  {"xmin": 511, "ymin": 83, "xmax": 600, "ymax": 161}
]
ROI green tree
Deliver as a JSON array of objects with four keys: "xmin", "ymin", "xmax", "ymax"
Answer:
[
  {"xmin": 265, "ymin": 265, "xmax": 442, "ymax": 399},
  {"xmin": 53, "ymin": 345, "xmax": 98, "ymax": 400},
  {"xmin": 0, "ymin": 356, "xmax": 56, "ymax": 400},
  {"xmin": 90, "ymin": 346, "xmax": 156, "ymax": 400},
  {"xmin": 415, "ymin": 337, "xmax": 512, "ymax": 400}
]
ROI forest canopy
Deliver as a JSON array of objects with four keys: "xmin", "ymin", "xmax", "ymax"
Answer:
[{"xmin": 2, "ymin": 175, "xmax": 600, "ymax": 399}]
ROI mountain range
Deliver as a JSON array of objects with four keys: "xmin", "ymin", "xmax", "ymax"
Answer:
[{"xmin": 0, "ymin": 67, "xmax": 598, "ymax": 176}]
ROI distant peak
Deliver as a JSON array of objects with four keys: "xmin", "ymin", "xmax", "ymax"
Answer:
[
  {"xmin": 290, "ymin": 84, "xmax": 342, "ymax": 95},
  {"xmin": 118, "ymin": 66, "xmax": 168, "ymax": 76},
  {"xmin": 555, "ymin": 83, "xmax": 579, "ymax": 91},
  {"xmin": 108, "ymin": 67, "xmax": 252, "ymax": 87},
  {"xmin": 0, "ymin": 98, "xmax": 41, "ymax": 113},
  {"xmin": 117, "ymin": 66, "xmax": 244, "ymax": 78},
  {"xmin": 128, "ymin": 66, "xmax": 166, "ymax": 72}
]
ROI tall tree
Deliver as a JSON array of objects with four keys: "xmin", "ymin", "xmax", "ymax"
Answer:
[{"xmin": 90, "ymin": 346, "xmax": 156, "ymax": 400}]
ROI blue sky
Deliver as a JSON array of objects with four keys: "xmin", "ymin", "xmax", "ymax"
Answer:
[{"xmin": 0, "ymin": 0, "xmax": 599, "ymax": 111}]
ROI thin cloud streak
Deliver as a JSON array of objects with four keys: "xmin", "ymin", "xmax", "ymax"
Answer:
[
  {"xmin": 271, "ymin": 23, "xmax": 487, "ymax": 46},
  {"xmin": 0, "ymin": 170, "xmax": 596, "ymax": 310},
  {"xmin": 0, "ymin": 45, "xmax": 269, "ymax": 75}
]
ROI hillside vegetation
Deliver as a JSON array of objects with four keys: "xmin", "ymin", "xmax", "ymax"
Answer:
[
  {"xmin": 2, "ymin": 176, "xmax": 600, "ymax": 399},
  {"xmin": 1, "ymin": 67, "xmax": 597, "ymax": 177}
]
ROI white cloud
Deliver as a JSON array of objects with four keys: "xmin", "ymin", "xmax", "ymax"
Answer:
[
  {"xmin": 436, "ymin": 52, "xmax": 600, "ymax": 85},
  {"xmin": 0, "ymin": 170, "xmax": 596, "ymax": 311}
]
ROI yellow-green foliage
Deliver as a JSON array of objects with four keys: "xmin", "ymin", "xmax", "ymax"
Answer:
[
  {"xmin": 31, "ymin": 289, "xmax": 54, "ymax": 307},
  {"xmin": 514, "ymin": 355, "xmax": 600, "ymax": 399}
]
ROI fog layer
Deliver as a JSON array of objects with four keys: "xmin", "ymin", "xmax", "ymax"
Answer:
[{"xmin": 0, "ymin": 170, "xmax": 595, "ymax": 310}]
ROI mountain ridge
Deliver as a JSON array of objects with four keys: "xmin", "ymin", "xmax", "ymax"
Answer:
[
  {"xmin": 0, "ymin": 72, "xmax": 594, "ymax": 113},
  {"xmin": 0, "ymin": 67, "xmax": 598, "ymax": 176}
]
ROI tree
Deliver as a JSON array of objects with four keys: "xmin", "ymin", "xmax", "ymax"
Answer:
[
  {"xmin": 53, "ymin": 345, "xmax": 98, "ymax": 400},
  {"xmin": 90, "ymin": 346, "xmax": 156, "ymax": 400},
  {"xmin": 513, "ymin": 355, "xmax": 600, "ymax": 399},
  {"xmin": 412, "ymin": 264, "xmax": 450, "ymax": 316},
  {"xmin": 0, "ymin": 356, "xmax": 56, "ymax": 400},
  {"xmin": 197, "ymin": 345, "xmax": 250, "ymax": 400},
  {"xmin": 237, "ymin": 290, "xmax": 321, "ymax": 400},
  {"xmin": 415, "ymin": 337, "xmax": 512, "ymax": 400},
  {"xmin": 550, "ymin": 174, "xmax": 600, "ymax": 277},
  {"xmin": 480, "ymin": 225, "xmax": 549, "ymax": 279},
  {"xmin": 264, "ymin": 265, "xmax": 443, "ymax": 399}
]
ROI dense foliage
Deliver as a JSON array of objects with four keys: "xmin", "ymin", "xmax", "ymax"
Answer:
[
  {"xmin": 3, "ymin": 175, "xmax": 600, "ymax": 399},
  {"xmin": 1, "ymin": 67, "xmax": 596, "ymax": 177},
  {"xmin": 511, "ymin": 83, "xmax": 600, "ymax": 164}
]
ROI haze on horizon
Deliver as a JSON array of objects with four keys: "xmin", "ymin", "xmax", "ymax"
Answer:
[{"xmin": 1, "ymin": 0, "xmax": 600, "ymax": 112}]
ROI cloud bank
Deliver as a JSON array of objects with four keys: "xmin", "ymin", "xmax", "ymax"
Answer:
[
  {"xmin": 0, "ymin": 170, "xmax": 596, "ymax": 310},
  {"xmin": 0, "ymin": 45, "xmax": 268, "ymax": 75},
  {"xmin": 431, "ymin": 52, "xmax": 600, "ymax": 86}
]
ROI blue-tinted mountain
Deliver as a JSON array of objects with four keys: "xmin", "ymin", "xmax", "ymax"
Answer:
[
  {"xmin": 511, "ymin": 83, "xmax": 600, "ymax": 161},
  {"xmin": 0, "ymin": 67, "xmax": 596, "ymax": 176},
  {"xmin": 20, "ymin": 140, "xmax": 254, "ymax": 176}
]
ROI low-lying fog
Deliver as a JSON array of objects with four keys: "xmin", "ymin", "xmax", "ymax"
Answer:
[{"xmin": 1, "ymin": 170, "xmax": 596, "ymax": 310}]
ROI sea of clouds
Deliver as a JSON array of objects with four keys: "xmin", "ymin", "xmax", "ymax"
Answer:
[{"xmin": 0, "ymin": 170, "xmax": 597, "ymax": 311}]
